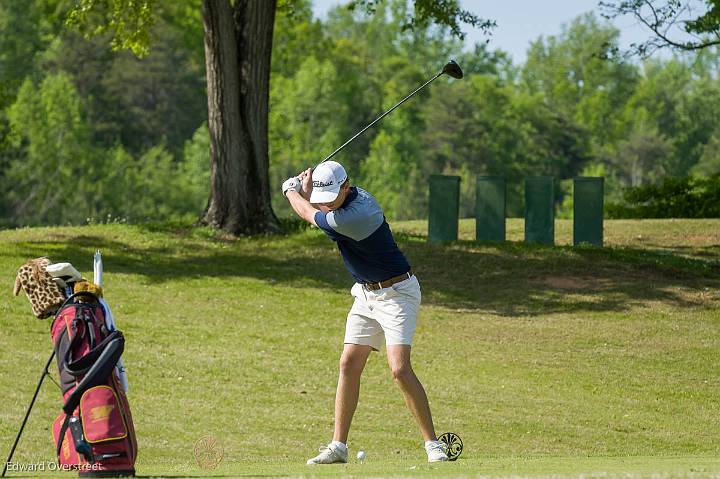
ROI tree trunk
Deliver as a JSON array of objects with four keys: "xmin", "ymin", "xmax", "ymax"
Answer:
[{"xmin": 201, "ymin": 0, "xmax": 279, "ymax": 235}]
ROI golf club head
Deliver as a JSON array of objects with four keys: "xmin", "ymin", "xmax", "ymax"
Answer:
[{"xmin": 441, "ymin": 60, "xmax": 463, "ymax": 79}]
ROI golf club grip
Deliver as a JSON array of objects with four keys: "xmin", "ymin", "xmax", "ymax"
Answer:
[{"xmin": 320, "ymin": 71, "xmax": 444, "ymax": 163}]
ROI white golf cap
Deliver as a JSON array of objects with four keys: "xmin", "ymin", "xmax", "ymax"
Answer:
[
  {"xmin": 46, "ymin": 263, "xmax": 82, "ymax": 282},
  {"xmin": 310, "ymin": 161, "xmax": 348, "ymax": 203}
]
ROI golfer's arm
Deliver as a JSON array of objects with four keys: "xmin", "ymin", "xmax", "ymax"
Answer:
[{"xmin": 286, "ymin": 191, "xmax": 319, "ymax": 226}]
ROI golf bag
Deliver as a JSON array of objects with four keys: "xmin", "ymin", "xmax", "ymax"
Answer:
[{"xmin": 50, "ymin": 292, "xmax": 137, "ymax": 477}]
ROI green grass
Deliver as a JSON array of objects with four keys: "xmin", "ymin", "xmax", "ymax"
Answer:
[{"xmin": 0, "ymin": 219, "xmax": 719, "ymax": 477}]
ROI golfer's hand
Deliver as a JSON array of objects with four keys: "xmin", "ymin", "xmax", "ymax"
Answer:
[
  {"xmin": 299, "ymin": 168, "xmax": 313, "ymax": 200},
  {"xmin": 282, "ymin": 177, "xmax": 301, "ymax": 197}
]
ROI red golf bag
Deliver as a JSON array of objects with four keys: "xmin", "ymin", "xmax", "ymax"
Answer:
[{"xmin": 50, "ymin": 292, "xmax": 137, "ymax": 477}]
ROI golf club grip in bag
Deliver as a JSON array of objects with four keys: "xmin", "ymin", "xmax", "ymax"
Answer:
[{"xmin": 50, "ymin": 292, "xmax": 137, "ymax": 477}]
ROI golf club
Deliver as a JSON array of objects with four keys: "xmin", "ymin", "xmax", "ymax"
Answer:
[{"xmin": 320, "ymin": 60, "xmax": 463, "ymax": 164}]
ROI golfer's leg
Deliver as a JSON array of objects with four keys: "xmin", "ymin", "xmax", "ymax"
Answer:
[
  {"xmin": 386, "ymin": 344, "xmax": 436, "ymax": 442},
  {"xmin": 333, "ymin": 343, "xmax": 372, "ymax": 443}
]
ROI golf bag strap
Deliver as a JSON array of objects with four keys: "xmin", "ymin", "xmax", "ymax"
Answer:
[
  {"xmin": 55, "ymin": 413, "xmax": 94, "ymax": 462},
  {"xmin": 64, "ymin": 330, "xmax": 123, "ymax": 378},
  {"xmin": 60, "ymin": 311, "xmax": 86, "ymax": 376},
  {"xmin": 56, "ymin": 413, "xmax": 72, "ymax": 458},
  {"xmin": 62, "ymin": 333, "xmax": 124, "ymax": 415}
]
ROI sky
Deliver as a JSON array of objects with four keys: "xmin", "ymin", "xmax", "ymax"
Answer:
[{"xmin": 311, "ymin": 0, "xmax": 654, "ymax": 64}]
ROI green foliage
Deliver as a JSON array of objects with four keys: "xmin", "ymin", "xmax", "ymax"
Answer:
[
  {"xmin": 418, "ymin": 74, "xmax": 591, "ymax": 217},
  {"xmin": 273, "ymin": 0, "xmax": 327, "ymax": 78},
  {"xmin": 39, "ymin": 19, "xmax": 206, "ymax": 156},
  {"xmin": 269, "ymin": 56, "xmax": 347, "ymax": 216},
  {"xmin": 269, "ymin": 1, "xmax": 468, "ymax": 219},
  {"xmin": 590, "ymin": 53, "xmax": 720, "ymax": 184},
  {"xmin": 3, "ymin": 71, "xmax": 207, "ymax": 226},
  {"xmin": 5, "ymin": 73, "xmax": 96, "ymax": 225},
  {"xmin": 265, "ymin": 8, "xmax": 720, "ymax": 220},
  {"xmin": 602, "ymin": 111, "xmax": 674, "ymax": 186},
  {"xmin": 349, "ymin": 0, "xmax": 495, "ymax": 40},
  {"xmin": 157, "ymin": 0, "xmax": 204, "ymax": 69},
  {"xmin": 607, "ymin": 175, "xmax": 720, "ymax": 218},
  {"xmin": 0, "ymin": 1, "xmax": 45, "ymax": 108},
  {"xmin": 5, "ymin": 1, "xmax": 720, "ymax": 225},
  {"xmin": 117, "ymin": 145, "xmax": 189, "ymax": 220},
  {"xmin": 361, "ymin": 129, "xmax": 412, "ymax": 219},
  {"xmin": 521, "ymin": 13, "xmax": 638, "ymax": 149},
  {"xmin": 686, "ymin": 0, "xmax": 720, "ymax": 35},
  {"xmin": 66, "ymin": 0, "xmax": 155, "ymax": 57},
  {"xmin": 179, "ymin": 123, "xmax": 211, "ymax": 213},
  {"xmin": 692, "ymin": 129, "xmax": 720, "ymax": 176},
  {"xmin": 79, "ymin": 143, "xmax": 205, "ymax": 224},
  {"xmin": 0, "ymin": 0, "xmax": 207, "ymax": 227},
  {"xmin": 360, "ymin": 63, "xmax": 426, "ymax": 219}
]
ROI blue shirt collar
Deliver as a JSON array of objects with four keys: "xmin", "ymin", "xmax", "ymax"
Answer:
[{"xmin": 341, "ymin": 186, "xmax": 358, "ymax": 209}]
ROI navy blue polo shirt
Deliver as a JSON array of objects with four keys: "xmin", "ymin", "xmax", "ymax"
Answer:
[{"xmin": 314, "ymin": 187, "xmax": 410, "ymax": 284}]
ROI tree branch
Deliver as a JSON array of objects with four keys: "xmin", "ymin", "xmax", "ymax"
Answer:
[{"xmin": 600, "ymin": 0, "xmax": 720, "ymax": 55}]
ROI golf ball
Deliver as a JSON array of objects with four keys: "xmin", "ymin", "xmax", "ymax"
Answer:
[{"xmin": 357, "ymin": 450, "xmax": 366, "ymax": 461}]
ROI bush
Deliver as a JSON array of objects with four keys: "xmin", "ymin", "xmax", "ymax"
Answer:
[{"xmin": 606, "ymin": 175, "xmax": 720, "ymax": 218}]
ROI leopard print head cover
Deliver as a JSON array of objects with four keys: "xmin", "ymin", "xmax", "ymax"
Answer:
[{"xmin": 13, "ymin": 257, "xmax": 66, "ymax": 319}]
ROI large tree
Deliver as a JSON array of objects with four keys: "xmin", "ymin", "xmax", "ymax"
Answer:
[{"xmin": 67, "ymin": 0, "xmax": 493, "ymax": 235}]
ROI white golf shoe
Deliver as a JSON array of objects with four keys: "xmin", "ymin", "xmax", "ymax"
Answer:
[
  {"xmin": 306, "ymin": 442, "xmax": 348, "ymax": 465},
  {"xmin": 425, "ymin": 440, "xmax": 449, "ymax": 462}
]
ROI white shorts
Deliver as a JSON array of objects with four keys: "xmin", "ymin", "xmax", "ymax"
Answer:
[{"xmin": 344, "ymin": 275, "xmax": 421, "ymax": 351}]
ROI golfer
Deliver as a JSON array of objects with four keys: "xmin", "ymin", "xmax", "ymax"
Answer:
[{"xmin": 282, "ymin": 161, "xmax": 448, "ymax": 464}]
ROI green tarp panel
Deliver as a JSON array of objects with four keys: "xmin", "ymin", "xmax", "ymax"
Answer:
[
  {"xmin": 428, "ymin": 175, "xmax": 460, "ymax": 241},
  {"xmin": 524, "ymin": 176, "xmax": 554, "ymax": 245},
  {"xmin": 573, "ymin": 177, "xmax": 604, "ymax": 247},
  {"xmin": 476, "ymin": 176, "xmax": 506, "ymax": 241}
]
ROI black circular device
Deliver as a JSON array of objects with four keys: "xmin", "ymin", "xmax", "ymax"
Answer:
[{"xmin": 437, "ymin": 432, "xmax": 463, "ymax": 461}]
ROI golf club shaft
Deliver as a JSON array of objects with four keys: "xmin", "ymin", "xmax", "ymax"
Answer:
[
  {"xmin": 321, "ymin": 71, "xmax": 444, "ymax": 163},
  {"xmin": 2, "ymin": 351, "xmax": 55, "ymax": 477}
]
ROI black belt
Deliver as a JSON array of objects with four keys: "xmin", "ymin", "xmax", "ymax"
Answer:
[{"xmin": 363, "ymin": 272, "xmax": 412, "ymax": 291}]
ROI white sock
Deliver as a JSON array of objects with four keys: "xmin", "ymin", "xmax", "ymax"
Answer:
[
  {"xmin": 425, "ymin": 440, "xmax": 440, "ymax": 447},
  {"xmin": 330, "ymin": 440, "xmax": 347, "ymax": 451}
]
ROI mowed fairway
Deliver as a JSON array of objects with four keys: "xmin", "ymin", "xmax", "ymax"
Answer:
[{"xmin": 0, "ymin": 219, "xmax": 719, "ymax": 477}]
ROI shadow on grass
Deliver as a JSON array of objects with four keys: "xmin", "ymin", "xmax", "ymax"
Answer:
[
  {"xmin": 402, "ymin": 238, "xmax": 719, "ymax": 316},
  {"xmin": 651, "ymin": 244, "xmax": 720, "ymax": 260},
  {"xmin": 3, "ymin": 225, "xmax": 719, "ymax": 317}
]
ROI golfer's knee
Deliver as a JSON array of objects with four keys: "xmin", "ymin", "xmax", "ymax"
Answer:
[
  {"xmin": 339, "ymin": 353, "xmax": 365, "ymax": 376},
  {"xmin": 390, "ymin": 363, "xmax": 414, "ymax": 384}
]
